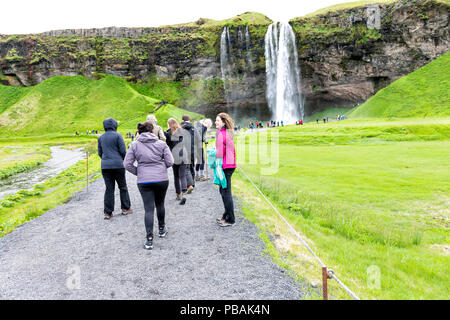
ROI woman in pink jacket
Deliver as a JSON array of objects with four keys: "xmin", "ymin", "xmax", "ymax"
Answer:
[{"xmin": 215, "ymin": 112, "xmax": 237, "ymax": 227}]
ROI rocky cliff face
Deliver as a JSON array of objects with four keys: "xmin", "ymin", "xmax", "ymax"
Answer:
[{"xmin": 0, "ymin": 0, "xmax": 448, "ymax": 115}]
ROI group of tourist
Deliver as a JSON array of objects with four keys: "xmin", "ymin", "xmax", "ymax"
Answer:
[
  {"xmin": 97, "ymin": 112, "xmax": 237, "ymax": 250},
  {"xmin": 75, "ymin": 129, "xmax": 99, "ymax": 135},
  {"xmin": 249, "ymin": 120, "xmax": 285, "ymax": 130}
]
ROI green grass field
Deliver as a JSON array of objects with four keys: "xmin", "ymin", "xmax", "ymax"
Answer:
[{"xmin": 233, "ymin": 119, "xmax": 449, "ymax": 299}]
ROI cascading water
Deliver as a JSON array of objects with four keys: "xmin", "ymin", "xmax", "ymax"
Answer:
[
  {"xmin": 220, "ymin": 26, "xmax": 234, "ymax": 106},
  {"xmin": 245, "ymin": 25, "xmax": 254, "ymax": 72},
  {"xmin": 265, "ymin": 22, "xmax": 304, "ymax": 122},
  {"xmin": 220, "ymin": 26, "xmax": 256, "ymax": 109}
]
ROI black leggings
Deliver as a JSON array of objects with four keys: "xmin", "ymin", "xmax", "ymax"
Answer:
[
  {"xmin": 173, "ymin": 164, "xmax": 187, "ymax": 194},
  {"xmin": 195, "ymin": 148, "xmax": 205, "ymax": 171},
  {"xmin": 137, "ymin": 181, "xmax": 169, "ymax": 240},
  {"xmin": 219, "ymin": 168, "xmax": 235, "ymax": 223}
]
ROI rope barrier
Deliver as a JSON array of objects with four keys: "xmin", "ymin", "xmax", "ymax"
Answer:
[{"xmin": 237, "ymin": 165, "xmax": 360, "ymax": 300}]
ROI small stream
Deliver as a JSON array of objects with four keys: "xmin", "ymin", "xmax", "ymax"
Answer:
[{"xmin": 0, "ymin": 146, "xmax": 85, "ymax": 200}]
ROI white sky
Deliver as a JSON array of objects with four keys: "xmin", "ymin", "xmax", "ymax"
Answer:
[{"xmin": 1, "ymin": 0, "xmax": 351, "ymax": 34}]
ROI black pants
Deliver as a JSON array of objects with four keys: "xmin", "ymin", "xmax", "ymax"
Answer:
[
  {"xmin": 173, "ymin": 164, "xmax": 187, "ymax": 194},
  {"xmin": 195, "ymin": 148, "xmax": 205, "ymax": 171},
  {"xmin": 138, "ymin": 181, "xmax": 169, "ymax": 240},
  {"xmin": 102, "ymin": 168, "xmax": 131, "ymax": 214},
  {"xmin": 219, "ymin": 168, "xmax": 235, "ymax": 223}
]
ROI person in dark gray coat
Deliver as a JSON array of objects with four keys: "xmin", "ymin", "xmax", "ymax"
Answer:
[{"xmin": 98, "ymin": 118, "xmax": 133, "ymax": 219}]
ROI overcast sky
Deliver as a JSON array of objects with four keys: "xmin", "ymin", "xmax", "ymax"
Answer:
[{"xmin": 1, "ymin": 0, "xmax": 353, "ymax": 34}]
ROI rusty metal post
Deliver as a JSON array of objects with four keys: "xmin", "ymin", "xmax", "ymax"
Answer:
[
  {"xmin": 322, "ymin": 266, "xmax": 328, "ymax": 300},
  {"xmin": 86, "ymin": 151, "xmax": 89, "ymax": 192}
]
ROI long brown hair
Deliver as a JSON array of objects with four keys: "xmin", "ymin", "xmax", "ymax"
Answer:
[
  {"xmin": 167, "ymin": 118, "xmax": 180, "ymax": 134},
  {"xmin": 217, "ymin": 112, "xmax": 235, "ymax": 138}
]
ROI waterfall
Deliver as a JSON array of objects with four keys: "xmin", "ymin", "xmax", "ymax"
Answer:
[
  {"xmin": 220, "ymin": 26, "xmax": 233, "ymax": 106},
  {"xmin": 264, "ymin": 22, "xmax": 304, "ymax": 122},
  {"xmin": 245, "ymin": 25, "xmax": 254, "ymax": 72},
  {"xmin": 220, "ymin": 25, "xmax": 256, "ymax": 109},
  {"xmin": 238, "ymin": 26, "xmax": 244, "ymax": 52}
]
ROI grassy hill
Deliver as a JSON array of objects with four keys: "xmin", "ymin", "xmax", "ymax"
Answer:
[
  {"xmin": 0, "ymin": 84, "xmax": 30, "ymax": 114},
  {"xmin": 162, "ymin": 12, "xmax": 273, "ymax": 28},
  {"xmin": 349, "ymin": 51, "xmax": 450, "ymax": 118},
  {"xmin": 0, "ymin": 75, "xmax": 202, "ymax": 136},
  {"xmin": 302, "ymin": 0, "xmax": 449, "ymax": 18}
]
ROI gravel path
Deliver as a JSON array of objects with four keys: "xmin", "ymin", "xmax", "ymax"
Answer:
[{"xmin": 0, "ymin": 169, "xmax": 306, "ymax": 300}]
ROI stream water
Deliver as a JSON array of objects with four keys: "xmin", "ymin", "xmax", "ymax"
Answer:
[{"xmin": 0, "ymin": 146, "xmax": 85, "ymax": 200}]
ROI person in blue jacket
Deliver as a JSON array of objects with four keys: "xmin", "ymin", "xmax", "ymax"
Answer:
[{"xmin": 98, "ymin": 118, "xmax": 133, "ymax": 219}]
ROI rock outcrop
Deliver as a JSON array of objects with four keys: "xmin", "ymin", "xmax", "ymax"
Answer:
[{"xmin": 0, "ymin": 0, "xmax": 448, "ymax": 115}]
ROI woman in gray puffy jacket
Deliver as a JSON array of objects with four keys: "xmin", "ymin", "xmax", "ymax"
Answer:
[{"xmin": 123, "ymin": 121, "xmax": 174, "ymax": 250}]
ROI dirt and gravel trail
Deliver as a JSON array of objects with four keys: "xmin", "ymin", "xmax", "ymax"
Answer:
[{"xmin": 0, "ymin": 169, "xmax": 306, "ymax": 299}]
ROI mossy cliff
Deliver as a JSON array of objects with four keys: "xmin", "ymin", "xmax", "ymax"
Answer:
[{"xmin": 0, "ymin": 0, "xmax": 448, "ymax": 115}]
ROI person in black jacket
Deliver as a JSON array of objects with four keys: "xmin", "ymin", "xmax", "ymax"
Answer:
[
  {"xmin": 98, "ymin": 118, "xmax": 133, "ymax": 219},
  {"xmin": 180, "ymin": 115, "xmax": 200, "ymax": 193}
]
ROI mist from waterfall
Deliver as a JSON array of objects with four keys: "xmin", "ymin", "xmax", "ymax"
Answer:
[{"xmin": 265, "ymin": 22, "xmax": 304, "ymax": 122}]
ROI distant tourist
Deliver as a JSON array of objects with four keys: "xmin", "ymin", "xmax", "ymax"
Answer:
[
  {"xmin": 98, "ymin": 118, "xmax": 133, "ymax": 220},
  {"xmin": 316, "ymin": 119, "xmax": 319, "ymax": 124},
  {"xmin": 123, "ymin": 121, "xmax": 174, "ymax": 250},
  {"xmin": 215, "ymin": 113, "xmax": 237, "ymax": 227}
]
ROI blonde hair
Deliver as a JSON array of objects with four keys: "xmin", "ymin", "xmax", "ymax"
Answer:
[
  {"xmin": 146, "ymin": 114, "xmax": 158, "ymax": 125},
  {"xmin": 167, "ymin": 118, "xmax": 180, "ymax": 134},
  {"xmin": 202, "ymin": 118, "xmax": 212, "ymax": 129}
]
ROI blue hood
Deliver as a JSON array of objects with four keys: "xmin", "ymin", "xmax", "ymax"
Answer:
[{"xmin": 103, "ymin": 118, "xmax": 118, "ymax": 131}]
